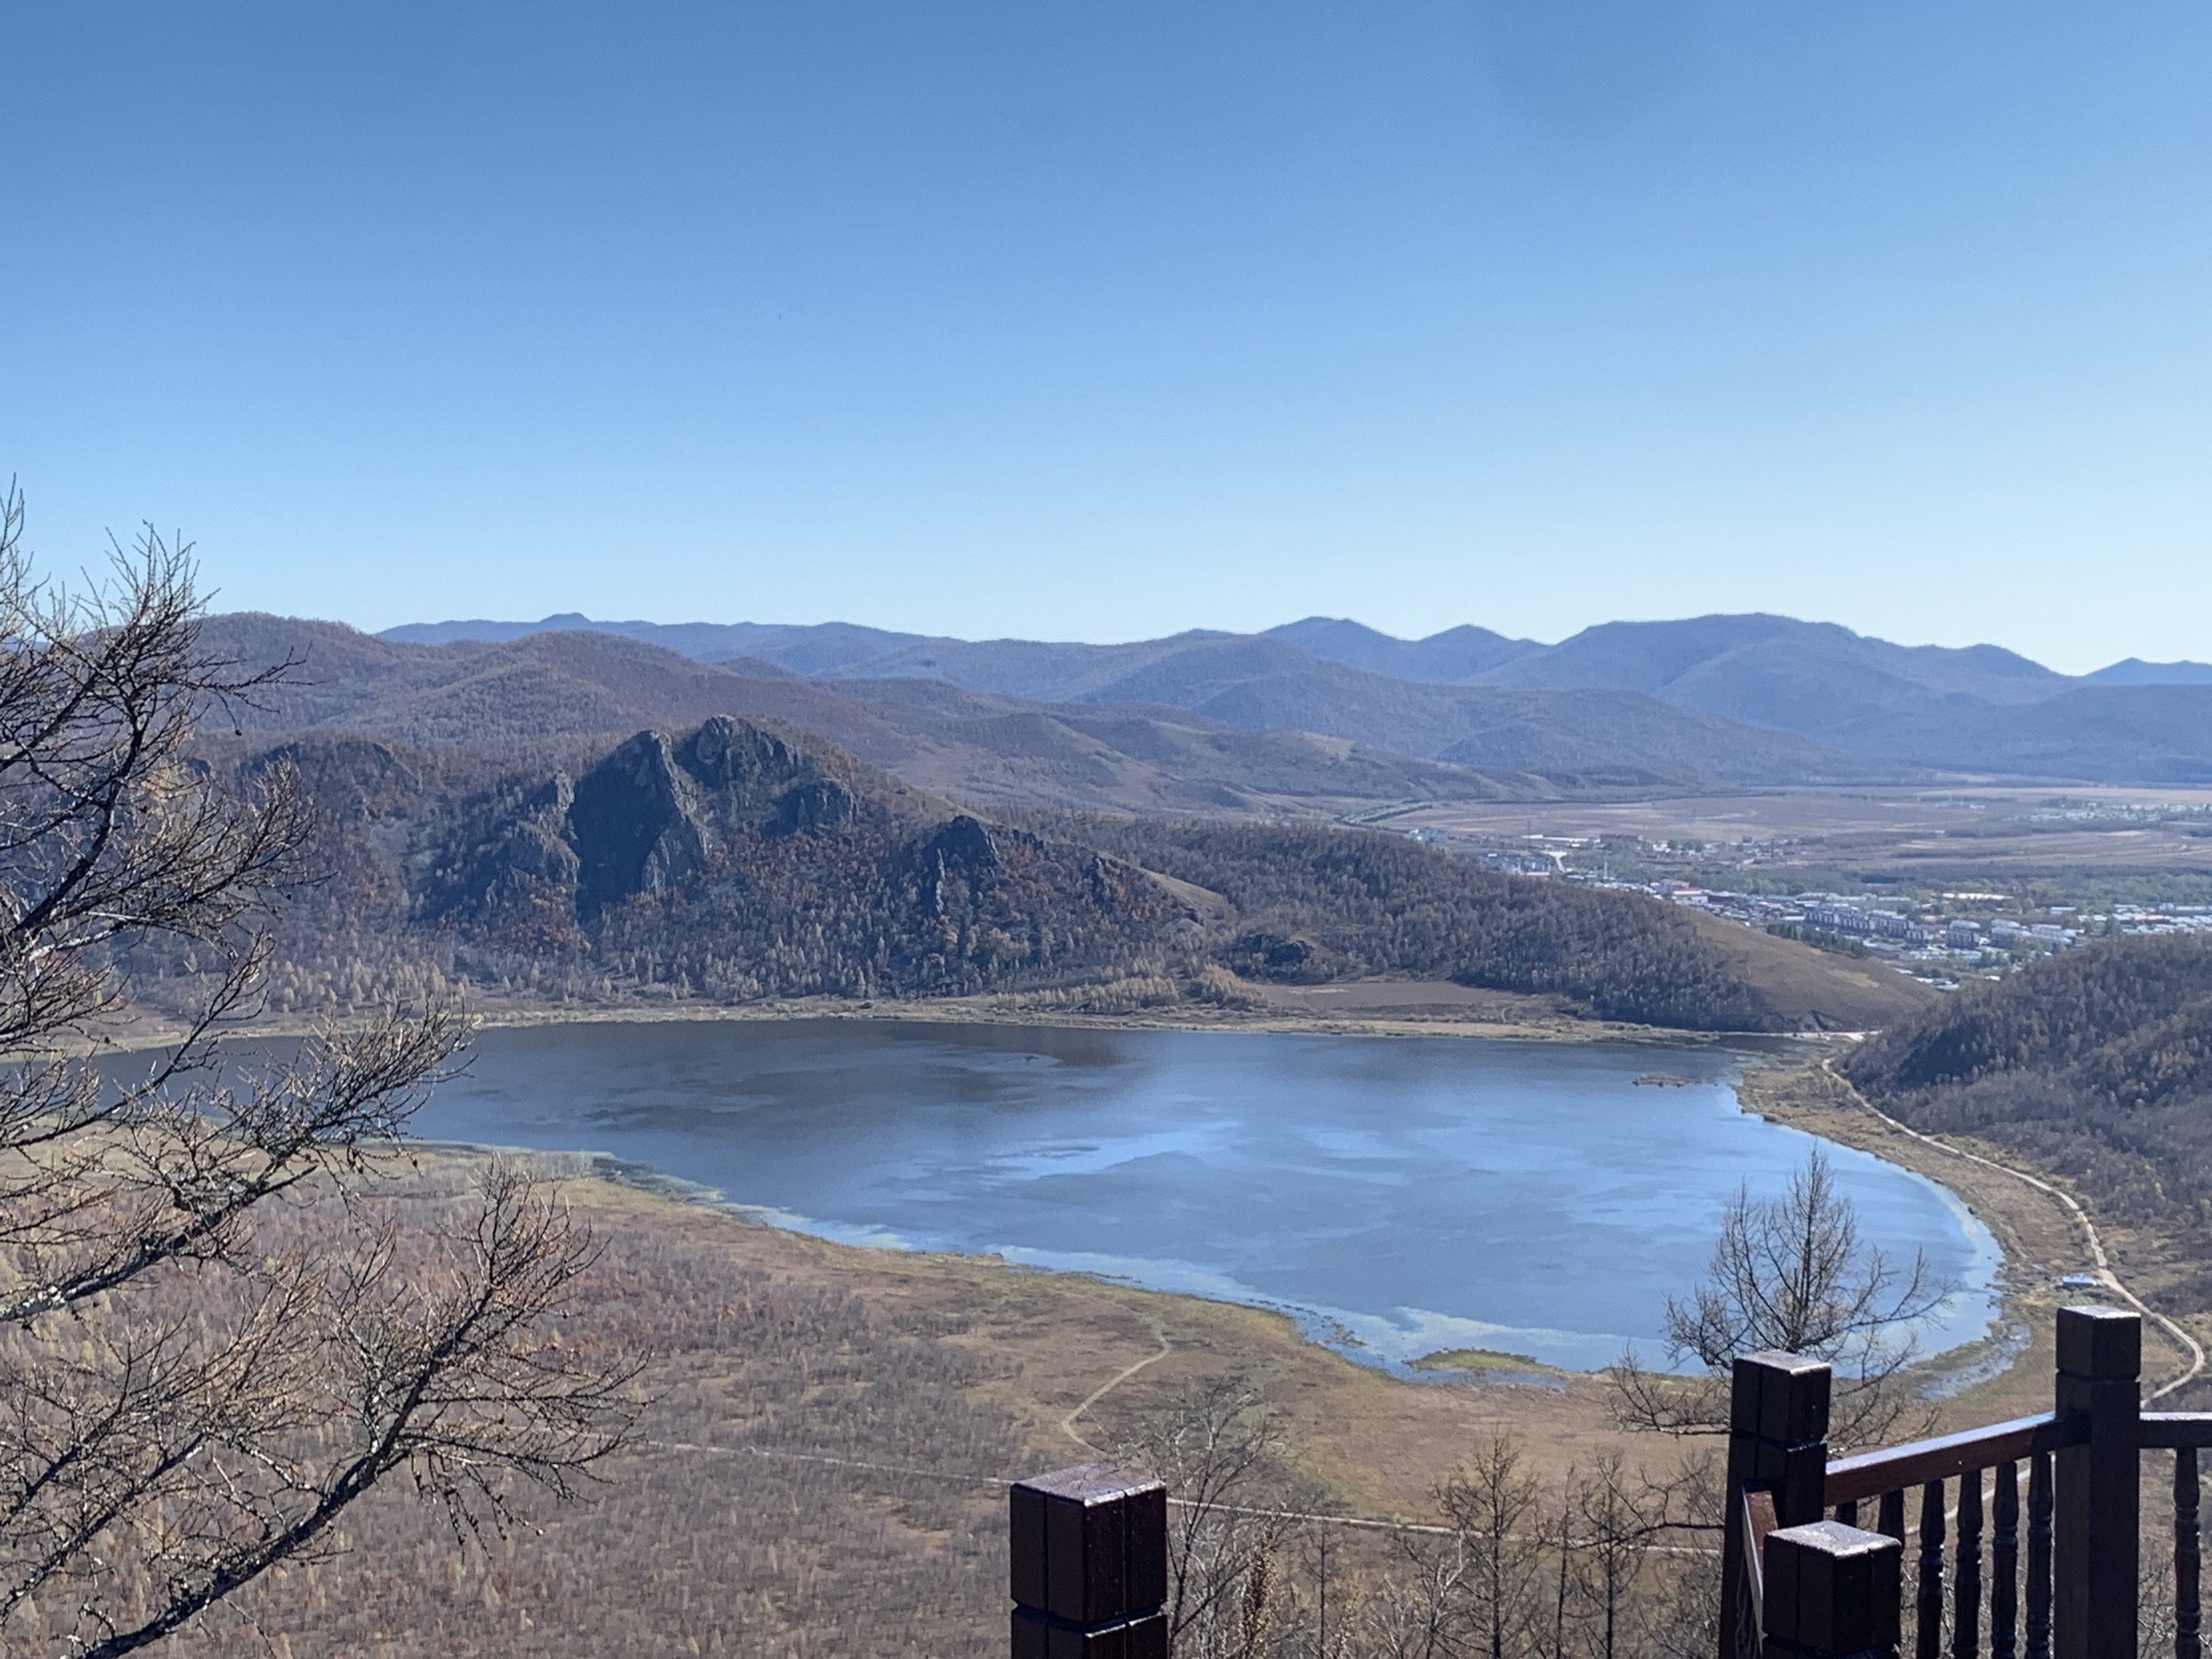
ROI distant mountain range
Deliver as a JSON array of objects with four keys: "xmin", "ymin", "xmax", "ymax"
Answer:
[
  {"xmin": 2085, "ymin": 658, "xmax": 2212, "ymax": 687},
  {"xmin": 373, "ymin": 611, "xmax": 2212, "ymax": 786},
  {"xmin": 202, "ymin": 616, "xmax": 1759, "ymax": 817}
]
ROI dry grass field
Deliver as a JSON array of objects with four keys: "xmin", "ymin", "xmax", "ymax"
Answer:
[{"xmin": 1401, "ymin": 786, "xmax": 2212, "ymax": 887}]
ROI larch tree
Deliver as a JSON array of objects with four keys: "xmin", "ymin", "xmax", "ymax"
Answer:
[{"xmin": 1608, "ymin": 1148, "xmax": 1949, "ymax": 1449}]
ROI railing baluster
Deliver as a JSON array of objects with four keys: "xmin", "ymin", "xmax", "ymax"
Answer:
[
  {"xmin": 2026, "ymin": 1452, "xmax": 2052, "ymax": 1659},
  {"xmin": 1919, "ymin": 1479, "xmax": 1947, "ymax": 1659},
  {"xmin": 1881, "ymin": 1488, "xmax": 1906, "ymax": 1545},
  {"xmin": 1955, "ymin": 1467, "xmax": 1983, "ymax": 1658},
  {"xmin": 1837, "ymin": 1498, "xmax": 1858, "ymax": 1526},
  {"xmin": 1991, "ymin": 1460, "xmax": 2019, "ymax": 1659},
  {"xmin": 2180, "ymin": 1446, "xmax": 2202, "ymax": 1659}
]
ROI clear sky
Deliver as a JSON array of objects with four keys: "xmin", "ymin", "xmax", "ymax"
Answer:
[{"xmin": 3, "ymin": 2, "xmax": 2207, "ymax": 672}]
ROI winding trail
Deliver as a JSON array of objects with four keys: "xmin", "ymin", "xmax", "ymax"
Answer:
[
  {"xmin": 1828, "ymin": 1065, "xmax": 2205, "ymax": 1401},
  {"xmin": 1059, "ymin": 1317, "xmax": 1174, "ymax": 1454}
]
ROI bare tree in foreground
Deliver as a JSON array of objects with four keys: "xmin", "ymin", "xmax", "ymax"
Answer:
[
  {"xmin": 1434, "ymin": 1434, "xmax": 1541, "ymax": 1659},
  {"xmin": 1114, "ymin": 1375, "xmax": 1308, "ymax": 1658},
  {"xmin": 0, "ymin": 484, "xmax": 639, "ymax": 1656},
  {"xmin": 1609, "ymin": 1149, "xmax": 1949, "ymax": 1448}
]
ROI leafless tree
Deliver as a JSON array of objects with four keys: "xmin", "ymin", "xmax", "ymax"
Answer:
[
  {"xmin": 1434, "ymin": 1434, "xmax": 1542, "ymax": 1659},
  {"xmin": 1638, "ymin": 1452, "xmax": 1723, "ymax": 1659},
  {"xmin": 1350, "ymin": 1531, "xmax": 1467, "ymax": 1659},
  {"xmin": 1609, "ymin": 1149, "xmax": 1949, "ymax": 1448},
  {"xmin": 0, "ymin": 484, "xmax": 639, "ymax": 1656},
  {"xmin": 1113, "ymin": 1375, "xmax": 1307, "ymax": 1658},
  {"xmin": 1563, "ymin": 1452, "xmax": 1666, "ymax": 1659}
]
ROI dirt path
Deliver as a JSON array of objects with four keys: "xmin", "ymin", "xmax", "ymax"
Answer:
[
  {"xmin": 1829, "ymin": 1066, "xmax": 2206, "ymax": 1402},
  {"xmin": 1059, "ymin": 1318, "xmax": 1174, "ymax": 1454}
]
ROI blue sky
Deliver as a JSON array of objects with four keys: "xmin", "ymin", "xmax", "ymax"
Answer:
[{"xmin": 3, "ymin": 2, "xmax": 2207, "ymax": 672}]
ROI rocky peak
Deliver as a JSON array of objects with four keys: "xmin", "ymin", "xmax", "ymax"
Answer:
[
  {"xmin": 570, "ymin": 731, "xmax": 713, "ymax": 913},
  {"xmin": 678, "ymin": 716, "xmax": 801, "ymax": 791},
  {"xmin": 922, "ymin": 814, "xmax": 1001, "ymax": 875}
]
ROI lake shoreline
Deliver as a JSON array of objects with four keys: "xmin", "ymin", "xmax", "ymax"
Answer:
[
  {"xmin": 100, "ymin": 992, "xmax": 2047, "ymax": 1396},
  {"xmin": 369, "ymin": 1011, "xmax": 1995, "ymax": 1379},
  {"xmin": 96, "ymin": 980, "xmax": 1847, "ymax": 1056}
]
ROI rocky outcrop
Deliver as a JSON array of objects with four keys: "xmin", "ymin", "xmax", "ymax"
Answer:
[
  {"xmin": 243, "ymin": 736, "xmax": 416, "ymax": 814},
  {"xmin": 678, "ymin": 716, "xmax": 802, "ymax": 797},
  {"xmin": 774, "ymin": 778, "xmax": 855, "ymax": 833},
  {"xmin": 920, "ymin": 815, "xmax": 1000, "ymax": 875},
  {"xmin": 475, "ymin": 718, "xmax": 879, "ymax": 918},
  {"xmin": 1224, "ymin": 930, "xmax": 1334, "ymax": 983},
  {"xmin": 569, "ymin": 732, "xmax": 713, "ymax": 914},
  {"xmin": 485, "ymin": 772, "xmax": 582, "ymax": 903}
]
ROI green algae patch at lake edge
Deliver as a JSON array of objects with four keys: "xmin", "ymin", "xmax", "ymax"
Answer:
[{"xmin": 1408, "ymin": 1348, "xmax": 1573, "ymax": 1389}]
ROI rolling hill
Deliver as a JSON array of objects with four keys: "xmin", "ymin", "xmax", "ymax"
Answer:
[
  {"xmin": 171, "ymin": 715, "xmax": 1930, "ymax": 1036},
  {"xmin": 207, "ymin": 615, "xmax": 1866, "ymax": 805},
  {"xmin": 201, "ymin": 616, "xmax": 1722, "ymax": 816},
  {"xmin": 1265, "ymin": 616, "xmax": 1542, "ymax": 681},
  {"xmin": 377, "ymin": 610, "xmax": 2212, "ymax": 784},
  {"xmin": 1839, "ymin": 935, "xmax": 2212, "ymax": 1235},
  {"xmin": 2084, "ymin": 658, "xmax": 2212, "ymax": 687}
]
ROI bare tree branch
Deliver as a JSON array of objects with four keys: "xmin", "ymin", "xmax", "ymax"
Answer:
[
  {"xmin": 1606, "ymin": 1149, "xmax": 1953, "ymax": 1448},
  {"xmin": 0, "ymin": 485, "xmax": 640, "ymax": 1654}
]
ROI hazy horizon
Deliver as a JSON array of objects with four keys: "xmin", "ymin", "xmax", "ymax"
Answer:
[{"xmin": 356, "ymin": 606, "xmax": 2196, "ymax": 677}]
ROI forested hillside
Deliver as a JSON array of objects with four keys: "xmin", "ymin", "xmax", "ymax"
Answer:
[
  {"xmin": 150, "ymin": 719, "xmax": 1920, "ymax": 1035},
  {"xmin": 1839, "ymin": 936, "xmax": 2212, "ymax": 1227},
  {"xmin": 1044, "ymin": 818, "xmax": 1926, "ymax": 1031}
]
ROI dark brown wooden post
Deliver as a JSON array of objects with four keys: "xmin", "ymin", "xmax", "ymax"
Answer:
[
  {"xmin": 1878, "ymin": 1490, "xmax": 1905, "ymax": 1548},
  {"xmin": 1763, "ymin": 1519, "xmax": 1903, "ymax": 1659},
  {"xmin": 1010, "ymin": 1464, "xmax": 1169, "ymax": 1658},
  {"xmin": 2052, "ymin": 1305, "xmax": 2139, "ymax": 1659},
  {"xmin": 1723, "ymin": 1351, "xmax": 1833, "ymax": 1659}
]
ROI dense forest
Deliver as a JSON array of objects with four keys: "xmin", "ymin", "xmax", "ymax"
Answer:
[
  {"xmin": 139, "ymin": 719, "xmax": 1910, "ymax": 1035},
  {"xmin": 1839, "ymin": 935, "xmax": 2212, "ymax": 1228}
]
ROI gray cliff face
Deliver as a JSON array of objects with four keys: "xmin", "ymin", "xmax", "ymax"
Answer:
[
  {"xmin": 422, "ymin": 718, "xmax": 1141, "ymax": 974},
  {"xmin": 914, "ymin": 815, "xmax": 1006, "ymax": 918},
  {"xmin": 458, "ymin": 717, "xmax": 884, "ymax": 925},
  {"xmin": 425, "ymin": 769, "xmax": 579, "ymax": 922},
  {"xmin": 487, "ymin": 772, "xmax": 581, "ymax": 902},
  {"xmin": 920, "ymin": 814, "xmax": 1000, "ymax": 875},
  {"xmin": 679, "ymin": 716, "xmax": 799, "ymax": 797},
  {"xmin": 775, "ymin": 778, "xmax": 855, "ymax": 832},
  {"xmin": 569, "ymin": 732, "xmax": 713, "ymax": 914}
]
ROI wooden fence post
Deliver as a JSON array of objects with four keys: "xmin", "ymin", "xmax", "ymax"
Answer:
[
  {"xmin": 1010, "ymin": 1463, "xmax": 1169, "ymax": 1658},
  {"xmin": 2052, "ymin": 1305, "xmax": 2139, "ymax": 1659},
  {"xmin": 1763, "ymin": 1520, "xmax": 1903, "ymax": 1659},
  {"xmin": 1722, "ymin": 1350, "xmax": 1833, "ymax": 1659}
]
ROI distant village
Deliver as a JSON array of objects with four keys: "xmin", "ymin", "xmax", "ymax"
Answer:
[{"xmin": 1403, "ymin": 823, "xmax": 2212, "ymax": 989}]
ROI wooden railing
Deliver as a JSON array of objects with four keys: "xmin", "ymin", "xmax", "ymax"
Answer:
[{"xmin": 1731, "ymin": 1304, "xmax": 2212, "ymax": 1659}]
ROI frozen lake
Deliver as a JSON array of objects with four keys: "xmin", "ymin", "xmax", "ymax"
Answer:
[{"xmin": 401, "ymin": 1018, "xmax": 1999, "ymax": 1372}]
